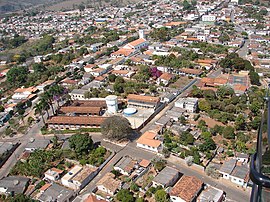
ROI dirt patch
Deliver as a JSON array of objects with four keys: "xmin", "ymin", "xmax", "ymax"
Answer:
[{"xmin": 169, "ymin": 76, "xmax": 193, "ymax": 89}]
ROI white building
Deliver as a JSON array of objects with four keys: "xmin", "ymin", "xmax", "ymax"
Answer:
[
  {"xmin": 44, "ymin": 168, "xmax": 63, "ymax": 181},
  {"xmin": 202, "ymin": 15, "xmax": 216, "ymax": 22},
  {"xmin": 61, "ymin": 165, "xmax": 98, "ymax": 190},
  {"xmin": 136, "ymin": 131, "xmax": 162, "ymax": 153},
  {"xmin": 61, "ymin": 165, "xmax": 83, "ymax": 189},
  {"xmin": 174, "ymin": 97, "xmax": 198, "ymax": 113}
]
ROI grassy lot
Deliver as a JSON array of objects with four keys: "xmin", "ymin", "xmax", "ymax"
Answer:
[{"xmin": 169, "ymin": 76, "xmax": 193, "ymax": 89}]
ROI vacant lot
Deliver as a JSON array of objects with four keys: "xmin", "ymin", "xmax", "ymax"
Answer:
[{"xmin": 169, "ymin": 76, "xmax": 193, "ymax": 89}]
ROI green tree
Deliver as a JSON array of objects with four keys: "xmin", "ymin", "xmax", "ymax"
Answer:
[
  {"xmin": 152, "ymin": 158, "xmax": 166, "ymax": 171},
  {"xmin": 198, "ymin": 100, "xmax": 211, "ymax": 112},
  {"xmin": 101, "ymin": 116, "xmax": 132, "ymax": 141},
  {"xmin": 179, "ymin": 115, "xmax": 187, "ymax": 125},
  {"xmin": 116, "ymin": 189, "xmax": 135, "ymax": 202},
  {"xmin": 5, "ymin": 193, "xmax": 37, "ymax": 202},
  {"xmin": 130, "ymin": 182, "xmax": 139, "ymax": 192},
  {"xmin": 0, "ymin": 105, "xmax": 4, "ymax": 112},
  {"xmin": 191, "ymin": 85, "xmax": 203, "ymax": 98},
  {"xmin": 203, "ymin": 89, "xmax": 216, "ymax": 100},
  {"xmin": 249, "ymin": 71, "xmax": 260, "ymax": 86},
  {"xmin": 235, "ymin": 114, "xmax": 246, "ymax": 130},
  {"xmin": 6, "ymin": 66, "xmax": 29, "ymax": 87},
  {"xmin": 182, "ymin": 0, "xmax": 193, "ymax": 11},
  {"xmin": 155, "ymin": 189, "xmax": 170, "ymax": 202},
  {"xmin": 222, "ymin": 126, "xmax": 235, "ymax": 139},
  {"xmin": 69, "ymin": 133, "xmax": 94, "ymax": 155}
]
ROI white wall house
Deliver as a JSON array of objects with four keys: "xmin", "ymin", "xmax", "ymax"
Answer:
[
  {"xmin": 202, "ymin": 15, "xmax": 216, "ymax": 22},
  {"xmin": 136, "ymin": 131, "xmax": 162, "ymax": 153},
  {"xmin": 174, "ymin": 98, "xmax": 198, "ymax": 113}
]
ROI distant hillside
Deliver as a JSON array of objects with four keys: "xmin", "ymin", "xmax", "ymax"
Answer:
[
  {"xmin": 0, "ymin": 0, "xmax": 62, "ymax": 15},
  {"xmin": 0, "ymin": 0, "xmax": 138, "ymax": 16}
]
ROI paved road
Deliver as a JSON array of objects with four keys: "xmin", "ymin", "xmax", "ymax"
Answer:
[
  {"xmin": 0, "ymin": 101, "xmax": 61, "ymax": 178},
  {"xmin": 80, "ymin": 133, "xmax": 250, "ymax": 202}
]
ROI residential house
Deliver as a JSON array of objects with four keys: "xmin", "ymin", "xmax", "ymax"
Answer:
[
  {"xmin": 136, "ymin": 131, "xmax": 162, "ymax": 153},
  {"xmin": 36, "ymin": 80, "xmax": 55, "ymax": 92},
  {"xmin": 157, "ymin": 73, "xmax": 175, "ymax": 86},
  {"xmin": 197, "ymin": 186, "xmax": 224, "ymax": 202},
  {"xmin": 89, "ymin": 43, "xmax": 104, "ymax": 52},
  {"xmin": 38, "ymin": 183, "xmax": 75, "ymax": 202},
  {"xmin": 111, "ymin": 70, "xmax": 135, "ymax": 78},
  {"xmin": 111, "ymin": 48, "xmax": 137, "ymax": 58},
  {"xmin": 25, "ymin": 139, "xmax": 50, "ymax": 152},
  {"xmin": 170, "ymin": 176, "xmax": 203, "ymax": 202},
  {"xmin": 84, "ymin": 194, "xmax": 106, "ymax": 202},
  {"xmin": 0, "ymin": 176, "xmax": 30, "ymax": 195},
  {"xmin": 235, "ymin": 153, "xmax": 249, "ymax": 163},
  {"xmin": 178, "ymin": 68, "xmax": 203, "ymax": 77},
  {"xmin": 114, "ymin": 156, "xmax": 137, "ymax": 176},
  {"xmin": 12, "ymin": 87, "xmax": 38, "ymax": 100},
  {"xmin": 69, "ymin": 89, "xmax": 88, "ymax": 100},
  {"xmin": 175, "ymin": 98, "xmax": 198, "ymax": 113},
  {"xmin": 96, "ymin": 173, "xmax": 121, "ymax": 196},
  {"xmin": 219, "ymin": 159, "xmax": 237, "ymax": 180},
  {"xmin": 84, "ymin": 64, "xmax": 97, "ymax": 73},
  {"xmin": 155, "ymin": 116, "xmax": 171, "ymax": 127},
  {"xmin": 152, "ymin": 166, "xmax": 181, "ymax": 188},
  {"xmin": 44, "ymin": 168, "xmax": 64, "ymax": 182},
  {"xmin": 230, "ymin": 165, "xmax": 249, "ymax": 188}
]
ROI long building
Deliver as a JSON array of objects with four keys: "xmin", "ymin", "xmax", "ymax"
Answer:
[
  {"xmin": 47, "ymin": 116, "xmax": 106, "ymax": 130},
  {"xmin": 127, "ymin": 94, "xmax": 160, "ymax": 109},
  {"xmin": 59, "ymin": 106, "xmax": 102, "ymax": 116}
]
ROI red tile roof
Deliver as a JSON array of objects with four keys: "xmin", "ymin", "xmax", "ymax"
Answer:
[
  {"xmin": 127, "ymin": 94, "xmax": 160, "ymax": 104},
  {"xmin": 136, "ymin": 131, "xmax": 161, "ymax": 148},
  {"xmin": 59, "ymin": 106, "xmax": 102, "ymax": 114},
  {"xmin": 129, "ymin": 38, "xmax": 147, "ymax": 47},
  {"xmin": 170, "ymin": 176, "xmax": 203, "ymax": 202},
  {"xmin": 47, "ymin": 116, "xmax": 106, "ymax": 125},
  {"xmin": 159, "ymin": 72, "xmax": 174, "ymax": 81}
]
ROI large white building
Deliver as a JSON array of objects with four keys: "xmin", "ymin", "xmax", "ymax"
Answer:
[
  {"xmin": 174, "ymin": 97, "xmax": 198, "ymax": 113},
  {"xmin": 202, "ymin": 14, "xmax": 216, "ymax": 22}
]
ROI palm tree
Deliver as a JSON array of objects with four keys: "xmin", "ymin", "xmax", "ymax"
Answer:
[
  {"xmin": 49, "ymin": 84, "xmax": 64, "ymax": 109},
  {"xmin": 41, "ymin": 92, "xmax": 55, "ymax": 115},
  {"xmin": 34, "ymin": 102, "xmax": 45, "ymax": 125}
]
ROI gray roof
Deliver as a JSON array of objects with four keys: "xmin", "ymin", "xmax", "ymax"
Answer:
[
  {"xmin": 166, "ymin": 110, "xmax": 183, "ymax": 119},
  {"xmin": 70, "ymin": 89, "xmax": 87, "ymax": 95},
  {"xmin": 231, "ymin": 165, "xmax": 249, "ymax": 180},
  {"xmin": 114, "ymin": 156, "xmax": 135, "ymax": 174},
  {"xmin": 219, "ymin": 159, "xmax": 237, "ymax": 174},
  {"xmin": 39, "ymin": 183, "xmax": 74, "ymax": 202},
  {"xmin": 197, "ymin": 186, "xmax": 224, "ymax": 202},
  {"xmin": 0, "ymin": 176, "xmax": 30, "ymax": 194},
  {"xmin": 155, "ymin": 116, "xmax": 171, "ymax": 126},
  {"xmin": 153, "ymin": 166, "xmax": 180, "ymax": 187},
  {"xmin": 25, "ymin": 139, "xmax": 50, "ymax": 150},
  {"xmin": 169, "ymin": 106, "xmax": 186, "ymax": 113},
  {"xmin": 81, "ymin": 81, "xmax": 101, "ymax": 90},
  {"xmin": 0, "ymin": 142, "xmax": 14, "ymax": 155}
]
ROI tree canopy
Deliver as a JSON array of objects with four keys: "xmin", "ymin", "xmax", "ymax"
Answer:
[
  {"xmin": 116, "ymin": 189, "xmax": 134, "ymax": 202},
  {"xmin": 155, "ymin": 189, "xmax": 170, "ymax": 202},
  {"xmin": 101, "ymin": 116, "xmax": 132, "ymax": 141},
  {"xmin": 69, "ymin": 133, "xmax": 94, "ymax": 155}
]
